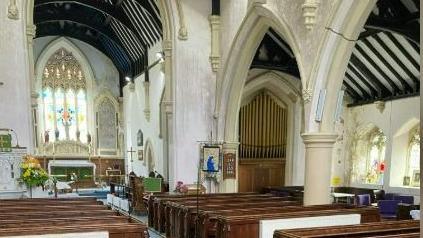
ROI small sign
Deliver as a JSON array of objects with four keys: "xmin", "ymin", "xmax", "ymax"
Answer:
[
  {"xmin": 223, "ymin": 153, "xmax": 236, "ymax": 179},
  {"xmin": 144, "ymin": 177, "xmax": 162, "ymax": 193},
  {"xmin": 0, "ymin": 134, "xmax": 12, "ymax": 152}
]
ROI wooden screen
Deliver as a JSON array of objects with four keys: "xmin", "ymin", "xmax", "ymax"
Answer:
[{"xmin": 239, "ymin": 91, "xmax": 287, "ymax": 159}]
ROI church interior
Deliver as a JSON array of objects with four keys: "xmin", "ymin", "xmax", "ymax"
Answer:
[{"xmin": 0, "ymin": 0, "xmax": 421, "ymax": 237}]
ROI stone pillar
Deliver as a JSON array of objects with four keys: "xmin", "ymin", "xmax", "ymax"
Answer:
[
  {"xmin": 301, "ymin": 133, "xmax": 338, "ymax": 205},
  {"xmin": 219, "ymin": 141, "xmax": 239, "ymax": 193}
]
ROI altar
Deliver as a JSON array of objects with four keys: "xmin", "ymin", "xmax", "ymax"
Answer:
[
  {"xmin": 0, "ymin": 147, "xmax": 27, "ymax": 198},
  {"xmin": 48, "ymin": 160, "xmax": 96, "ymax": 186}
]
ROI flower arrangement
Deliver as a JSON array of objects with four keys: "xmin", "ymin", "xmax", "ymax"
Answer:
[
  {"xmin": 174, "ymin": 181, "xmax": 188, "ymax": 193},
  {"xmin": 20, "ymin": 155, "xmax": 49, "ymax": 197}
]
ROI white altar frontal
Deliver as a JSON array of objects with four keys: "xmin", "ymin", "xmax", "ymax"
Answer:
[{"xmin": 0, "ymin": 147, "xmax": 27, "ymax": 198}]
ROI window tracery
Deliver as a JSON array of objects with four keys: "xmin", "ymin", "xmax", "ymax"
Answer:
[
  {"xmin": 405, "ymin": 126, "xmax": 420, "ymax": 187},
  {"xmin": 41, "ymin": 48, "xmax": 88, "ymax": 143}
]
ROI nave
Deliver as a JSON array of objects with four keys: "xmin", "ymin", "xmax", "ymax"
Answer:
[{"xmin": 0, "ymin": 0, "xmax": 421, "ymax": 237}]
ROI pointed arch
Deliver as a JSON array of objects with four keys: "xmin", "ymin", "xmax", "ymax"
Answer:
[
  {"xmin": 307, "ymin": 0, "xmax": 377, "ymax": 133},
  {"xmin": 216, "ymin": 4, "xmax": 305, "ymax": 143},
  {"xmin": 35, "ymin": 37, "xmax": 95, "ymax": 95}
]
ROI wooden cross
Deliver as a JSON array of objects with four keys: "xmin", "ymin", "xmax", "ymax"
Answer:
[{"xmin": 127, "ymin": 147, "xmax": 136, "ymax": 163}]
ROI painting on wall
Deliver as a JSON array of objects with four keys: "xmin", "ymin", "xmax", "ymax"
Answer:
[{"xmin": 201, "ymin": 145, "xmax": 221, "ymax": 172}]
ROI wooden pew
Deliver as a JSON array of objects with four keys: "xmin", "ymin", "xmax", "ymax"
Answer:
[
  {"xmin": 0, "ymin": 198, "xmax": 149, "ymax": 238},
  {"xmin": 0, "ymin": 223, "xmax": 149, "ymax": 238},
  {"xmin": 195, "ymin": 204, "xmax": 350, "ymax": 238},
  {"xmin": 0, "ymin": 204, "xmax": 107, "ymax": 212},
  {"xmin": 153, "ymin": 193, "xmax": 276, "ymax": 231},
  {"xmin": 273, "ymin": 220, "xmax": 419, "ymax": 238},
  {"xmin": 215, "ymin": 207, "xmax": 380, "ymax": 238},
  {"xmin": 164, "ymin": 196, "xmax": 296, "ymax": 235},
  {"xmin": 170, "ymin": 200, "xmax": 301, "ymax": 238},
  {"xmin": 147, "ymin": 193, "xmax": 265, "ymax": 227}
]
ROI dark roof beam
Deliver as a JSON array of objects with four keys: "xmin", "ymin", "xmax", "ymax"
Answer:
[
  {"xmin": 36, "ymin": 18, "xmax": 134, "ymax": 71},
  {"xmin": 385, "ymin": 32, "xmax": 420, "ymax": 70},
  {"xmin": 343, "ymin": 80, "xmax": 363, "ymax": 100},
  {"xmin": 123, "ymin": 1, "xmax": 155, "ymax": 45},
  {"xmin": 362, "ymin": 37, "xmax": 414, "ymax": 93},
  {"xmin": 347, "ymin": 65, "xmax": 380, "ymax": 97},
  {"xmin": 354, "ymin": 44, "xmax": 401, "ymax": 93},
  {"xmin": 373, "ymin": 34, "xmax": 419, "ymax": 88},
  {"xmin": 345, "ymin": 72, "xmax": 373, "ymax": 99},
  {"xmin": 349, "ymin": 54, "xmax": 392, "ymax": 96}
]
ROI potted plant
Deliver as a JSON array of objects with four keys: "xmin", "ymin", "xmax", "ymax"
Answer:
[{"xmin": 20, "ymin": 155, "xmax": 49, "ymax": 198}]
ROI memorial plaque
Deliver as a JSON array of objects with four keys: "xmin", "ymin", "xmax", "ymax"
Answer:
[{"xmin": 223, "ymin": 153, "xmax": 236, "ymax": 179}]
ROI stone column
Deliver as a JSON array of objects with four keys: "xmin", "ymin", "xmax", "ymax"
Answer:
[{"xmin": 301, "ymin": 133, "xmax": 338, "ymax": 205}]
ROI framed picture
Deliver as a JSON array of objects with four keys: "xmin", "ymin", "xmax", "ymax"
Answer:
[
  {"xmin": 411, "ymin": 170, "xmax": 420, "ymax": 187},
  {"xmin": 202, "ymin": 145, "xmax": 221, "ymax": 172},
  {"xmin": 138, "ymin": 150, "xmax": 143, "ymax": 161}
]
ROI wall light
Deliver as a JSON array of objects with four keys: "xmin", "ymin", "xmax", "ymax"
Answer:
[{"xmin": 125, "ymin": 76, "xmax": 132, "ymax": 82}]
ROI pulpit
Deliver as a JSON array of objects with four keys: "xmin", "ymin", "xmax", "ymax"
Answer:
[{"xmin": 0, "ymin": 147, "xmax": 27, "ymax": 198}]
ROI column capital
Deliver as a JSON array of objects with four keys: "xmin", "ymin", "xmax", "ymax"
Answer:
[
  {"xmin": 301, "ymin": 133, "xmax": 338, "ymax": 147},
  {"xmin": 223, "ymin": 141, "xmax": 239, "ymax": 151}
]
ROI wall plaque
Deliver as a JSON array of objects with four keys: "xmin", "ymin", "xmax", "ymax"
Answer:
[{"xmin": 223, "ymin": 153, "xmax": 236, "ymax": 179}]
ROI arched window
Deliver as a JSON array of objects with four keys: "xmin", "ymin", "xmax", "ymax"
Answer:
[
  {"xmin": 405, "ymin": 127, "xmax": 420, "ymax": 187},
  {"xmin": 365, "ymin": 129, "xmax": 386, "ymax": 184},
  {"xmin": 41, "ymin": 48, "xmax": 88, "ymax": 143},
  {"xmin": 352, "ymin": 127, "xmax": 387, "ymax": 185}
]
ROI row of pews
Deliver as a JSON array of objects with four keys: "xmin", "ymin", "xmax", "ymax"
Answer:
[
  {"xmin": 0, "ymin": 197, "xmax": 149, "ymax": 238},
  {"xmin": 147, "ymin": 193, "xmax": 419, "ymax": 238}
]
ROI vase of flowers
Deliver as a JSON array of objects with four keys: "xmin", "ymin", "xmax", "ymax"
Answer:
[{"xmin": 20, "ymin": 155, "xmax": 49, "ymax": 198}]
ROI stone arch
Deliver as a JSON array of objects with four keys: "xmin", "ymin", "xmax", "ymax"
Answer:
[
  {"xmin": 144, "ymin": 139, "xmax": 156, "ymax": 173},
  {"xmin": 307, "ymin": 0, "xmax": 377, "ymax": 133},
  {"xmin": 241, "ymin": 70, "xmax": 303, "ymax": 185},
  {"xmin": 216, "ymin": 3, "xmax": 305, "ymax": 144}
]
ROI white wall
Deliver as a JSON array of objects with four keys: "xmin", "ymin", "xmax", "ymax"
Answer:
[
  {"xmin": 34, "ymin": 36, "xmax": 120, "ymax": 97},
  {"xmin": 335, "ymin": 96, "xmax": 420, "ymax": 202},
  {"xmin": 0, "ymin": 1, "xmax": 33, "ymax": 151},
  {"xmin": 171, "ymin": 0, "xmax": 215, "ymax": 186},
  {"xmin": 123, "ymin": 42, "xmax": 165, "ymax": 177}
]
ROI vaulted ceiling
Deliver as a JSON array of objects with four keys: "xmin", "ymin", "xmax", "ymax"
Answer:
[
  {"xmin": 34, "ymin": 0, "xmax": 162, "ymax": 90},
  {"xmin": 344, "ymin": 0, "xmax": 420, "ymax": 106}
]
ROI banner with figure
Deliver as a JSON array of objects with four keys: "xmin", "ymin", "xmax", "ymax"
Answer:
[{"xmin": 201, "ymin": 145, "xmax": 221, "ymax": 172}]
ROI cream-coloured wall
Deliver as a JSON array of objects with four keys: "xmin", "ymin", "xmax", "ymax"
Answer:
[
  {"xmin": 123, "ymin": 42, "xmax": 165, "ymax": 178},
  {"xmin": 171, "ymin": 0, "xmax": 215, "ymax": 186},
  {"xmin": 336, "ymin": 96, "xmax": 420, "ymax": 202},
  {"xmin": 0, "ymin": 0, "xmax": 34, "ymax": 151}
]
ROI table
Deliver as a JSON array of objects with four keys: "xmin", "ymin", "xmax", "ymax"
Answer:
[{"xmin": 331, "ymin": 192, "xmax": 355, "ymax": 204}]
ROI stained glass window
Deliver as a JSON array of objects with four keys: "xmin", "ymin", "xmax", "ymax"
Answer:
[
  {"xmin": 41, "ymin": 48, "xmax": 88, "ymax": 143},
  {"xmin": 406, "ymin": 127, "xmax": 420, "ymax": 187},
  {"xmin": 42, "ymin": 88, "xmax": 54, "ymax": 140},
  {"xmin": 77, "ymin": 90, "xmax": 88, "ymax": 143},
  {"xmin": 365, "ymin": 129, "xmax": 386, "ymax": 185}
]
